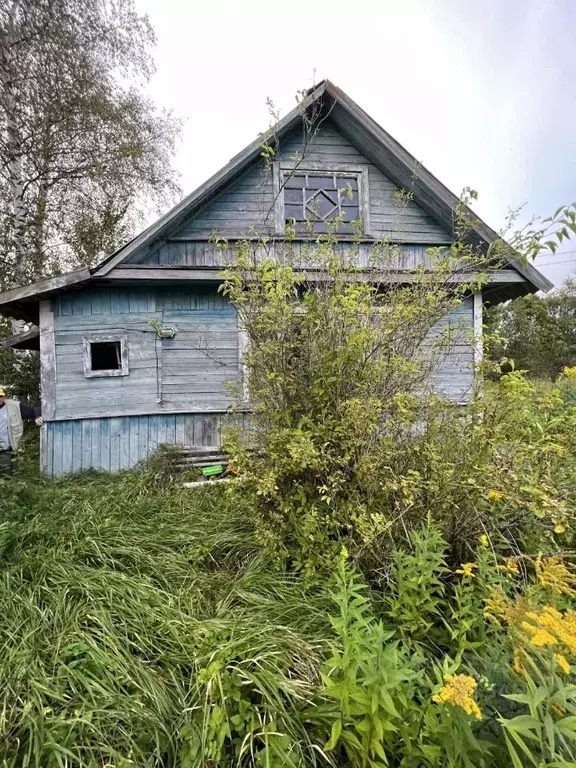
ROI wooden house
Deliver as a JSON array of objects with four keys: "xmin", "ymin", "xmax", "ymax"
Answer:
[{"xmin": 0, "ymin": 80, "xmax": 551, "ymax": 476}]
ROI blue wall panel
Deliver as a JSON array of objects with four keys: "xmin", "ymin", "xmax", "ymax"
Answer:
[{"xmin": 45, "ymin": 411, "xmax": 238, "ymax": 477}]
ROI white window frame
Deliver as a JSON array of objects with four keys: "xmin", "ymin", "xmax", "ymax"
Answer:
[
  {"xmin": 272, "ymin": 162, "xmax": 374, "ymax": 237},
  {"xmin": 83, "ymin": 334, "xmax": 129, "ymax": 378}
]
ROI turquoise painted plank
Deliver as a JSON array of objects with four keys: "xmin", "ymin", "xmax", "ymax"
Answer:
[
  {"xmin": 81, "ymin": 419, "xmax": 92, "ymax": 470},
  {"xmin": 91, "ymin": 292, "xmax": 102, "ymax": 315},
  {"xmin": 110, "ymin": 289, "xmax": 120, "ymax": 314},
  {"xmin": 43, "ymin": 424, "xmax": 54, "ymax": 476},
  {"xmin": 88, "ymin": 419, "xmax": 99, "ymax": 471},
  {"xmin": 119, "ymin": 417, "xmax": 131, "ymax": 469},
  {"xmin": 50, "ymin": 423, "xmax": 61, "ymax": 476},
  {"xmin": 99, "ymin": 418, "xmax": 110, "ymax": 472},
  {"xmin": 148, "ymin": 417, "xmax": 159, "ymax": 455},
  {"xmin": 99, "ymin": 291, "xmax": 111, "ymax": 316},
  {"xmin": 183, "ymin": 415, "xmax": 194, "ymax": 446},
  {"xmin": 59, "ymin": 421, "xmax": 71, "ymax": 475},
  {"xmin": 71, "ymin": 294, "xmax": 90, "ymax": 316},
  {"xmin": 71, "ymin": 420, "xmax": 83, "ymax": 473},
  {"xmin": 129, "ymin": 417, "xmax": 140, "ymax": 467},
  {"xmin": 109, "ymin": 417, "xmax": 121, "ymax": 471},
  {"xmin": 59, "ymin": 421, "xmax": 68, "ymax": 475},
  {"xmin": 175, "ymin": 414, "xmax": 186, "ymax": 445},
  {"xmin": 165, "ymin": 414, "xmax": 176, "ymax": 445},
  {"xmin": 137, "ymin": 415, "xmax": 149, "ymax": 462},
  {"xmin": 157, "ymin": 415, "xmax": 168, "ymax": 446}
]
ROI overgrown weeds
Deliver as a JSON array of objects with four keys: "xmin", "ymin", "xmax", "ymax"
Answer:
[
  {"xmin": 0, "ymin": 471, "xmax": 330, "ymax": 766},
  {"xmin": 2, "ymin": 389, "xmax": 576, "ymax": 767}
]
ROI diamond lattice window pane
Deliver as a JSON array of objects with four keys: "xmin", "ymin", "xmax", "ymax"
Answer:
[{"xmin": 306, "ymin": 189, "xmax": 339, "ymax": 220}]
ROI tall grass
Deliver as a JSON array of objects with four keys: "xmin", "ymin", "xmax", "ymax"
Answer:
[{"xmin": 0, "ymin": 470, "xmax": 331, "ymax": 766}]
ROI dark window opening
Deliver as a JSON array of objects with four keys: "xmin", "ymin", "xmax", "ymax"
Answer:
[
  {"xmin": 90, "ymin": 341, "xmax": 121, "ymax": 371},
  {"xmin": 283, "ymin": 172, "xmax": 361, "ymax": 233}
]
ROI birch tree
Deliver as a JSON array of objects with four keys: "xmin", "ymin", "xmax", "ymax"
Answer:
[{"xmin": 0, "ymin": 0, "xmax": 181, "ymax": 290}]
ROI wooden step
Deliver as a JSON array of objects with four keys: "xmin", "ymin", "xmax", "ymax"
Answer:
[{"xmin": 170, "ymin": 445, "xmax": 230, "ymax": 471}]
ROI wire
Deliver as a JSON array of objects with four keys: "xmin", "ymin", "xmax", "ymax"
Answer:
[{"xmin": 535, "ymin": 259, "xmax": 576, "ymax": 267}]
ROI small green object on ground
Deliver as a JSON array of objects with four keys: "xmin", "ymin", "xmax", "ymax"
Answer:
[{"xmin": 202, "ymin": 464, "xmax": 224, "ymax": 477}]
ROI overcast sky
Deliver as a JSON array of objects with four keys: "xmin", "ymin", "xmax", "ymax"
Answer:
[{"xmin": 135, "ymin": 0, "xmax": 576, "ymax": 287}]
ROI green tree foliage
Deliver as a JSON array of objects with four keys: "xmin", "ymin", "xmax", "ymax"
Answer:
[
  {"xmin": 487, "ymin": 278, "xmax": 576, "ymax": 379},
  {"xmin": 221, "ymin": 236, "xmax": 486, "ymax": 577},
  {"xmin": 0, "ymin": 316, "xmax": 39, "ymax": 402},
  {"xmin": 0, "ymin": 0, "xmax": 181, "ymax": 289}
]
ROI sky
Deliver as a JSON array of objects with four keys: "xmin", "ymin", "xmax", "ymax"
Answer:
[{"xmin": 135, "ymin": 0, "xmax": 576, "ymax": 287}]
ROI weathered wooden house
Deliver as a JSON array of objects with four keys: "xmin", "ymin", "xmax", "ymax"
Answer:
[{"xmin": 0, "ymin": 80, "xmax": 551, "ymax": 476}]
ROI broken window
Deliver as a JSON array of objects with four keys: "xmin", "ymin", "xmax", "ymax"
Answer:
[{"xmin": 83, "ymin": 336, "xmax": 129, "ymax": 377}]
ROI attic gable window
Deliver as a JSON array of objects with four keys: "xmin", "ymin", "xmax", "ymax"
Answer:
[
  {"xmin": 83, "ymin": 335, "xmax": 129, "ymax": 378},
  {"xmin": 282, "ymin": 170, "xmax": 362, "ymax": 234}
]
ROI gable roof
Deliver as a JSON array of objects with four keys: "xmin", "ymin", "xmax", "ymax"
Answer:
[{"xmin": 0, "ymin": 79, "xmax": 552, "ymax": 323}]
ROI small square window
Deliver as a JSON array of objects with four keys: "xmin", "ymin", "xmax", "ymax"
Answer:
[
  {"xmin": 83, "ymin": 336, "xmax": 128, "ymax": 378},
  {"xmin": 91, "ymin": 341, "xmax": 121, "ymax": 371}
]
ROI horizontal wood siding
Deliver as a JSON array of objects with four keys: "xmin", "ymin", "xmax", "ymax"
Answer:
[
  {"xmin": 147, "ymin": 120, "xmax": 450, "ymax": 248},
  {"xmin": 428, "ymin": 296, "xmax": 476, "ymax": 402},
  {"xmin": 44, "ymin": 412, "xmax": 236, "ymax": 476},
  {"xmin": 170, "ymin": 163, "xmax": 275, "ymax": 238},
  {"xmin": 52, "ymin": 286, "xmax": 238, "ymax": 420},
  {"xmin": 279, "ymin": 124, "xmax": 449, "ymax": 243},
  {"xmin": 135, "ymin": 241, "xmax": 442, "ymax": 269}
]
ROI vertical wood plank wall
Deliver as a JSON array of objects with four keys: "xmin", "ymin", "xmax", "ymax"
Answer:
[{"xmin": 44, "ymin": 412, "xmax": 232, "ymax": 477}]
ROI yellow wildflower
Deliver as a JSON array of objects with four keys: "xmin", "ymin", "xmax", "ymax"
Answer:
[
  {"xmin": 555, "ymin": 653, "xmax": 571, "ymax": 675},
  {"xmin": 529, "ymin": 605, "xmax": 576, "ymax": 656},
  {"xmin": 484, "ymin": 587, "xmax": 511, "ymax": 626},
  {"xmin": 535, "ymin": 556, "xmax": 576, "ymax": 596},
  {"xmin": 456, "ymin": 563, "xmax": 477, "ymax": 577},
  {"xmin": 487, "ymin": 490, "xmax": 504, "ymax": 502},
  {"xmin": 521, "ymin": 624, "xmax": 557, "ymax": 648},
  {"xmin": 433, "ymin": 674, "xmax": 482, "ymax": 720},
  {"xmin": 479, "ymin": 534, "xmax": 489, "ymax": 548},
  {"xmin": 554, "ymin": 523, "xmax": 566, "ymax": 535},
  {"xmin": 497, "ymin": 557, "xmax": 520, "ymax": 576},
  {"xmin": 561, "ymin": 366, "xmax": 576, "ymax": 379}
]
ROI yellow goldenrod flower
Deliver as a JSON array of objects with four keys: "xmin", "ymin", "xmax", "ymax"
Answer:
[
  {"xmin": 561, "ymin": 366, "xmax": 576, "ymax": 379},
  {"xmin": 484, "ymin": 587, "xmax": 511, "ymax": 626},
  {"xmin": 535, "ymin": 556, "xmax": 576, "ymax": 596},
  {"xmin": 555, "ymin": 653, "xmax": 571, "ymax": 675},
  {"xmin": 529, "ymin": 606, "xmax": 576, "ymax": 656},
  {"xmin": 433, "ymin": 674, "xmax": 482, "ymax": 720},
  {"xmin": 523, "ymin": 626, "xmax": 557, "ymax": 648},
  {"xmin": 487, "ymin": 490, "xmax": 504, "ymax": 502},
  {"xmin": 479, "ymin": 534, "xmax": 489, "ymax": 548},
  {"xmin": 496, "ymin": 557, "xmax": 520, "ymax": 576},
  {"xmin": 456, "ymin": 563, "xmax": 477, "ymax": 577}
]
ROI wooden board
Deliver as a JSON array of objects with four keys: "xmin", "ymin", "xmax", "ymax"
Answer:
[{"xmin": 45, "ymin": 411, "xmax": 245, "ymax": 477}]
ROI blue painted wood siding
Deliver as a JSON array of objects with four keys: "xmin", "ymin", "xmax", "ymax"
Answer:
[
  {"xmin": 171, "ymin": 122, "xmax": 449, "ymax": 243},
  {"xmin": 125, "ymin": 120, "xmax": 451, "ymax": 268},
  {"xmin": 429, "ymin": 296, "xmax": 476, "ymax": 402},
  {"xmin": 134, "ymin": 241, "xmax": 443, "ymax": 270},
  {"xmin": 52, "ymin": 286, "xmax": 239, "ymax": 420},
  {"xmin": 43, "ymin": 412, "xmax": 234, "ymax": 477}
]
